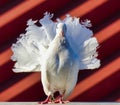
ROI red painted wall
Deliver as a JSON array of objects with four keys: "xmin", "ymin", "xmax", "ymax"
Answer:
[{"xmin": 0, "ymin": 0, "xmax": 120, "ymax": 102}]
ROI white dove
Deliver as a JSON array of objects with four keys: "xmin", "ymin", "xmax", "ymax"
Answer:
[{"xmin": 11, "ymin": 12, "xmax": 100, "ymax": 104}]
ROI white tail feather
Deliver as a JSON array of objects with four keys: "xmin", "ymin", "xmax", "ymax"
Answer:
[{"xmin": 11, "ymin": 12, "xmax": 100, "ymax": 72}]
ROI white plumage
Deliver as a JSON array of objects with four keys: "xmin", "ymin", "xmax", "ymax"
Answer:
[{"xmin": 11, "ymin": 12, "xmax": 100, "ymax": 104}]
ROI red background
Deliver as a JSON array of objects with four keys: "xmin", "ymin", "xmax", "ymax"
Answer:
[{"xmin": 0, "ymin": 0, "xmax": 120, "ymax": 102}]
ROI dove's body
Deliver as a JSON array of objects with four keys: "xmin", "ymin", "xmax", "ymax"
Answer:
[
  {"xmin": 41, "ymin": 34, "xmax": 79, "ymax": 99},
  {"xmin": 11, "ymin": 13, "xmax": 100, "ymax": 104}
]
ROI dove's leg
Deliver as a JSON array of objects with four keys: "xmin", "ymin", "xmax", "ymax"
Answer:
[
  {"xmin": 39, "ymin": 95, "xmax": 53, "ymax": 104},
  {"xmin": 54, "ymin": 94, "xmax": 69, "ymax": 104}
]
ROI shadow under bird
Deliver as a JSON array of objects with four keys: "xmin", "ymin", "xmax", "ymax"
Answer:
[{"xmin": 11, "ymin": 12, "xmax": 100, "ymax": 104}]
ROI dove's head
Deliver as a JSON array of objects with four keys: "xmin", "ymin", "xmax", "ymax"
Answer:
[
  {"xmin": 54, "ymin": 23, "xmax": 68, "ymax": 46},
  {"xmin": 56, "ymin": 23, "xmax": 67, "ymax": 36}
]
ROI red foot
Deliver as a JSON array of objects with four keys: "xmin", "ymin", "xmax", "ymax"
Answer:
[
  {"xmin": 54, "ymin": 95, "xmax": 69, "ymax": 104},
  {"xmin": 38, "ymin": 96, "xmax": 52, "ymax": 104},
  {"xmin": 54, "ymin": 100, "xmax": 69, "ymax": 104},
  {"xmin": 38, "ymin": 94, "xmax": 69, "ymax": 104},
  {"xmin": 39, "ymin": 100, "xmax": 51, "ymax": 104}
]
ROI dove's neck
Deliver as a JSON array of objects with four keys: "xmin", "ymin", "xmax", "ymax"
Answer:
[
  {"xmin": 53, "ymin": 34, "xmax": 77, "ymax": 57},
  {"xmin": 56, "ymin": 30, "xmax": 64, "ymax": 37},
  {"xmin": 54, "ymin": 34, "xmax": 66, "ymax": 46},
  {"xmin": 49, "ymin": 33, "xmax": 68, "ymax": 52}
]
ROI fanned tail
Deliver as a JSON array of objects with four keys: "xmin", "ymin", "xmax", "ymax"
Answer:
[
  {"xmin": 40, "ymin": 12, "xmax": 56, "ymax": 42},
  {"xmin": 11, "ymin": 12, "xmax": 56, "ymax": 73},
  {"xmin": 79, "ymin": 38, "xmax": 100, "ymax": 70},
  {"xmin": 59, "ymin": 15, "xmax": 100, "ymax": 70},
  {"xmin": 11, "ymin": 13, "xmax": 100, "ymax": 72}
]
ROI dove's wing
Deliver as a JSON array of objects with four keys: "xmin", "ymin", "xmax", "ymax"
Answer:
[
  {"xmin": 58, "ymin": 15, "xmax": 100, "ymax": 70},
  {"xmin": 11, "ymin": 13, "xmax": 56, "ymax": 72}
]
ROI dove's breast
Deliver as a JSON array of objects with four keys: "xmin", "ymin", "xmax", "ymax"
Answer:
[{"xmin": 41, "ymin": 37, "xmax": 79, "ymax": 96}]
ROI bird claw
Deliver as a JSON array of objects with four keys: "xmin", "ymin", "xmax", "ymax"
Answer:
[
  {"xmin": 38, "ymin": 101, "xmax": 50, "ymax": 104},
  {"xmin": 38, "ymin": 95, "xmax": 53, "ymax": 104},
  {"xmin": 54, "ymin": 100, "xmax": 69, "ymax": 104},
  {"xmin": 39, "ymin": 99, "xmax": 69, "ymax": 104},
  {"xmin": 38, "ymin": 94, "xmax": 69, "ymax": 104},
  {"xmin": 54, "ymin": 95, "xmax": 69, "ymax": 104}
]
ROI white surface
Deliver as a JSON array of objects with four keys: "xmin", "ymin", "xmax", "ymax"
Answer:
[{"xmin": 0, "ymin": 102, "xmax": 120, "ymax": 105}]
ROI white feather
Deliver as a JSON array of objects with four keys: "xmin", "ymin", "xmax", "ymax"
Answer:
[
  {"xmin": 11, "ymin": 13, "xmax": 100, "ymax": 73},
  {"xmin": 11, "ymin": 13, "xmax": 100, "ymax": 102}
]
